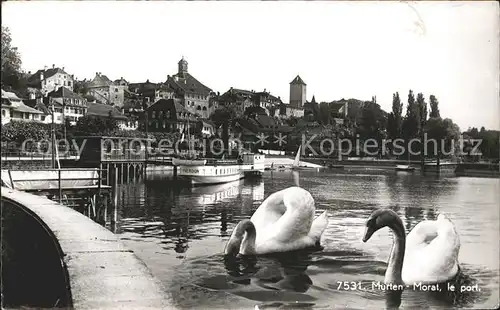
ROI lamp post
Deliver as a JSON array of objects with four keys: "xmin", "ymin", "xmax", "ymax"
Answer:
[{"xmin": 51, "ymin": 101, "xmax": 56, "ymax": 169}]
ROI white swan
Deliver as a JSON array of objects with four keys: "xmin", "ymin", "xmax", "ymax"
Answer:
[
  {"xmin": 362, "ymin": 209, "xmax": 461, "ymax": 286},
  {"xmin": 224, "ymin": 186, "xmax": 329, "ymax": 255}
]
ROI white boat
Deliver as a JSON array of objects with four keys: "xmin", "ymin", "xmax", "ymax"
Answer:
[
  {"xmin": 172, "ymin": 158, "xmax": 207, "ymax": 166},
  {"xmin": 176, "ymin": 153, "xmax": 265, "ymax": 185},
  {"xmin": 396, "ymin": 164, "xmax": 415, "ymax": 172},
  {"xmin": 291, "ymin": 146, "xmax": 315, "ymax": 170},
  {"xmin": 396, "ymin": 155, "xmax": 415, "ymax": 172}
]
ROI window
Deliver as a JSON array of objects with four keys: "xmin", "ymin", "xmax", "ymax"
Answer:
[
  {"xmin": 115, "ymin": 88, "xmax": 118, "ymax": 92},
  {"xmin": 152, "ymin": 111, "xmax": 156, "ymax": 118},
  {"xmin": 1, "ymin": 110, "xmax": 5, "ymax": 117}
]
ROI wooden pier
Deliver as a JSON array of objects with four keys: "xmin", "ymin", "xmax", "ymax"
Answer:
[{"xmin": 1, "ymin": 168, "xmax": 114, "ymax": 226}]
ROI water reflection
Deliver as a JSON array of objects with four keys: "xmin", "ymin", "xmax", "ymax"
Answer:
[
  {"xmin": 117, "ymin": 177, "xmax": 266, "ymax": 254},
  {"xmin": 223, "ymin": 251, "xmax": 314, "ymax": 293},
  {"xmin": 113, "ymin": 171, "xmax": 499, "ymax": 309}
]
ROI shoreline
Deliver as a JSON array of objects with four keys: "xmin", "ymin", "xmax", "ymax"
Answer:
[{"xmin": 263, "ymin": 156, "xmax": 499, "ymax": 177}]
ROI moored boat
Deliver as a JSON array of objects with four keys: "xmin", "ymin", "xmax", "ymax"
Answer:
[
  {"xmin": 395, "ymin": 164, "xmax": 415, "ymax": 172},
  {"xmin": 291, "ymin": 146, "xmax": 317, "ymax": 170},
  {"xmin": 176, "ymin": 153, "xmax": 265, "ymax": 185},
  {"xmin": 172, "ymin": 158, "xmax": 207, "ymax": 166}
]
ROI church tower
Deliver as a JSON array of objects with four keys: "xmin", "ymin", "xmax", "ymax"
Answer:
[
  {"xmin": 289, "ymin": 75, "xmax": 306, "ymax": 108},
  {"xmin": 178, "ymin": 56, "xmax": 188, "ymax": 77}
]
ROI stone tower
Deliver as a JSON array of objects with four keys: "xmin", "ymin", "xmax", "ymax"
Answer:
[
  {"xmin": 289, "ymin": 75, "xmax": 306, "ymax": 108},
  {"xmin": 178, "ymin": 56, "xmax": 188, "ymax": 76}
]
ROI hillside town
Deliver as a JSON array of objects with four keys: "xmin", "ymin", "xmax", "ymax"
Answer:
[
  {"xmin": 1, "ymin": 27, "xmax": 499, "ymax": 161},
  {"xmin": 1, "ymin": 55, "xmax": 375, "ymax": 151}
]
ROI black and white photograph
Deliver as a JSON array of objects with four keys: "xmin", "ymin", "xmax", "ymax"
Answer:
[{"xmin": 1, "ymin": 1, "xmax": 499, "ymax": 309}]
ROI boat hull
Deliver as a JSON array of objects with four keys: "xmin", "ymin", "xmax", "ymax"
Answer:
[
  {"xmin": 291, "ymin": 166, "xmax": 317, "ymax": 171},
  {"xmin": 395, "ymin": 165, "xmax": 415, "ymax": 172},
  {"xmin": 178, "ymin": 172, "xmax": 244, "ymax": 185},
  {"xmin": 172, "ymin": 158, "xmax": 207, "ymax": 166}
]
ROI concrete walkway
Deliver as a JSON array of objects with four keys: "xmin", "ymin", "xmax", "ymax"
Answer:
[{"xmin": 1, "ymin": 187, "xmax": 172, "ymax": 309}]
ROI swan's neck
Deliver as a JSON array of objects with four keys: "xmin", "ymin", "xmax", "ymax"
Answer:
[
  {"xmin": 240, "ymin": 228, "xmax": 256, "ymax": 255},
  {"xmin": 385, "ymin": 221, "xmax": 406, "ymax": 285},
  {"xmin": 225, "ymin": 220, "xmax": 256, "ymax": 255}
]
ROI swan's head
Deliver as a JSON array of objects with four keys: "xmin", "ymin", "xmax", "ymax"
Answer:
[
  {"xmin": 224, "ymin": 219, "xmax": 256, "ymax": 256},
  {"xmin": 362, "ymin": 209, "xmax": 404, "ymax": 242}
]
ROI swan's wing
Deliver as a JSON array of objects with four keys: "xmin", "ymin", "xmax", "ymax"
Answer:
[
  {"xmin": 407, "ymin": 213, "xmax": 460, "ymax": 253},
  {"xmin": 272, "ymin": 187, "xmax": 315, "ymax": 242},
  {"xmin": 406, "ymin": 220, "xmax": 439, "ymax": 251},
  {"xmin": 403, "ymin": 214, "xmax": 460, "ymax": 283},
  {"xmin": 309, "ymin": 211, "xmax": 329, "ymax": 243},
  {"xmin": 250, "ymin": 187, "xmax": 288, "ymax": 234}
]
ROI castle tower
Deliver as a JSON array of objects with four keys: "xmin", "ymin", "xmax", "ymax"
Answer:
[
  {"xmin": 289, "ymin": 75, "xmax": 306, "ymax": 108},
  {"xmin": 178, "ymin": 56, "xmax": 188, "ymax": 76}
]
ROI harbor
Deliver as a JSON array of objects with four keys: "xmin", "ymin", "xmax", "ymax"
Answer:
[
  {"xmin": 2, "ymin": 1, "xmax": 499, "ymax": 309},
  {"xmin": 76, "ymin": 169, "xmax": 500, "ymax": 309}
]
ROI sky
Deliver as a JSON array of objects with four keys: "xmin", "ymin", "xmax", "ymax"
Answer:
[{"xmin": 2, "ymin": 1, "xmax": 499, "ymax": 131}]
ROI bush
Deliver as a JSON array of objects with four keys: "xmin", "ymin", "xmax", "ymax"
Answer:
[{"xmin": 1, "ymin": 121, "xmax": 50, "ymax": 144}]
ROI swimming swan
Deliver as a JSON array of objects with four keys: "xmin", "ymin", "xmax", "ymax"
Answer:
[
  {"xmin": 362, "ymin": 209, "xmax": 460, "ymax": 286},
  {"xmin": 225, "ymin": 186, "xmax": 328, "ymax": 256}
]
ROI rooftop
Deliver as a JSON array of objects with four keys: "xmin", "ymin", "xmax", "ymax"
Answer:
[
  {"xmin": 88, "ymin": 73, "xmax": 113, "ymax": 88},
  {"xmin": 2, "ymin": 90, "xmax": 43, "ymax": 114},
  {"xmin": 166, "ymin": 73, "xmax": 212, "ymax": 95},
  {"xmin": 290, "ymin": 75, "xmax": 306, "ymax": 85},
  {"xmin": 48, "ymin": 87, "xmax": 86, "ymax": 101},
  {"xmin": 27, "ymin": 67, "xmax": 71, "ymax": 87},
  {"xmin": 86, "ymin": 103, "xmax": 128, "ymax": 120}
]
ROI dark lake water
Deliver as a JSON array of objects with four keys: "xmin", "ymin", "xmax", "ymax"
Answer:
[{"xmin": 109, "ymin": 169, "xmax": 499, "ymax": 309}]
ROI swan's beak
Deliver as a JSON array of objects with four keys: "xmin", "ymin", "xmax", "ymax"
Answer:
[{"xmin": 362, "ymin": 225, "xmax": 375, "ymax": 242}]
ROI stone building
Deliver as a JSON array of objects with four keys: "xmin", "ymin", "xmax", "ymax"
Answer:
[
  {"xmin": 289, "ymin": 75, "xmax": 307, "ymax": 108},
  {"xmin": 164, "ymin": 57, "xmax": 212, "ymax": 119},
  {"xmin": 87, "ymin": 72, "xmax": 126, "ymax": 106},
  {"xmin": 86, "ymin": 103, "xmax": 133, "ymax": 130},
  {"xmin": 145, "ymin": 98, "xmax": 197, "ymax": 133},
  {"xmin": 27, "ymin": 65, "xmax": 75, "ymax": 95},
  {"xmin": 45, "ymin": 87, "xmax": 88, "ymax": 125},
  {"xmin": 219, "ymin": 87, "xmax": 282, "ymax": 117}
]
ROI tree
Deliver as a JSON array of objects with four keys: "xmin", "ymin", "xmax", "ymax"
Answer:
[
  {"xmin": 416, "ymin": 92, "xmax": 428, "ymax": 133},
  {"xmin": 402, "ymin": 90, "xmax": 420, "ymax": 141},
  {"xmin": 1, "ymin": 27, "xmax": 24, "ymax": 90},
  {"xmin": 387, "ymin": 92, "xmax": 403, "ymax": 140},
  {"xmin": 73, "ymin": 80, "xmax": 89, "ymax": 95},
  {"xmin": 318, "ymin": 103, "xmax": 332, "ymax": 125},
  {"xmin": 424, "ymin": 117, "xmax": 461, "ymax": 160},
  {"xmin": 211, "ymin": 106, "xmax": 236, "ymax": 128},
  {"xmin": 74, "ymin": 115, "xmax": 118, "ymax": 135},
  {"xmin": 465, "ymin": 128, "xmax": 500, "ymax": 160},
  {"xmin": 429, "ymin": 95, "xmax": 440, "ymax": 118},
  {"xmin": 357, "ymin": 101, "xmax": 387, "ymax": 142},
  {"xmin": 1, "ymin": 121, "xmax": 50, "ymax": 149}
]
